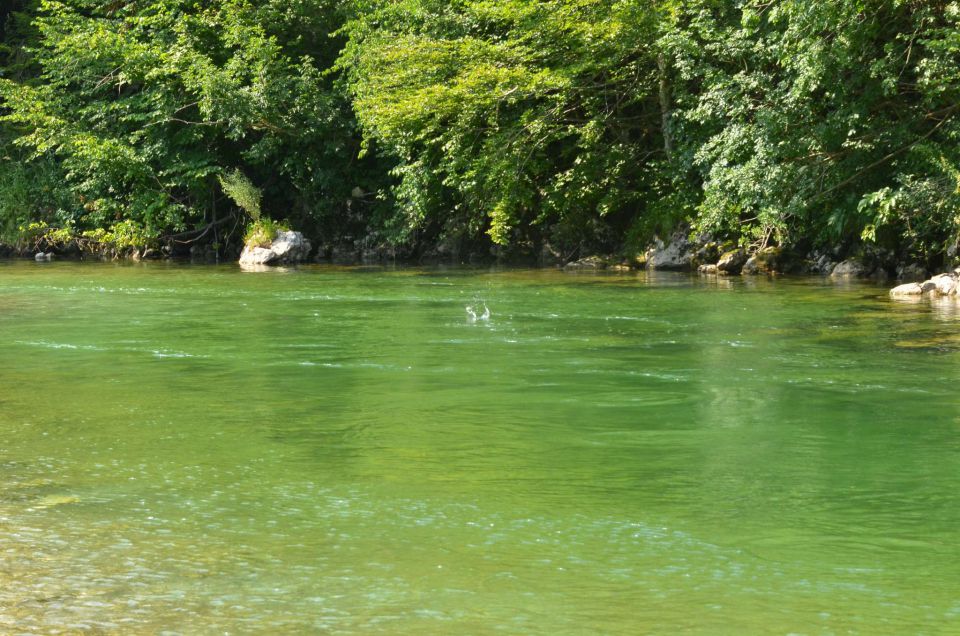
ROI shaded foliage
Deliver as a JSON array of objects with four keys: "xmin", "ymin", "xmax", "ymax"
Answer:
[
  {"xmin": 1, "ymin": 0, "xmax": 959, "ymax": 264},
  {"xmin": 0, "ymin": 0, "xmax": 389, "ymax": 252}
]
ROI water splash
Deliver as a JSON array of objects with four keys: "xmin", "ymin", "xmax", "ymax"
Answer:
[{"xmin": 465, "ymin": 301, "xmax": 491, "ymax": 323}]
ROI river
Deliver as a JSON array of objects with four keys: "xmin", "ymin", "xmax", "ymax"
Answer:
[{"xmin": 0, "ymin": 260, "xmax": 958, "ymax": 633}]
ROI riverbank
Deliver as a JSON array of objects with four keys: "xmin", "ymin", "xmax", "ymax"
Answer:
[{"xmin": 0, "ymin": 230, "xmax": 940, "ymax": 282}]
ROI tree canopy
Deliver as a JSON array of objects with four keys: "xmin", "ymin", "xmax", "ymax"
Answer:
[{"xmin": 1, "ymin": 0, "xmax": 959, "ymax": 265}]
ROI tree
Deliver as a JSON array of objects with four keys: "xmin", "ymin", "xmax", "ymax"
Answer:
[
  {"xmin": 341, "ymin": 0, "xmax": 668, "ymax": 256},
  {"xmin": 0, "ymin": 0, "xmax": 384, "ymax": 252},
  {"xmin": 667, "ymin": 0, "xmax": 960, "ymax": 263}
]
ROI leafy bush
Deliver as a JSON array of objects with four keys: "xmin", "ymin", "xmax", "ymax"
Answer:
[
  {"xmin": 244, "ymin": 218, "xmax": 290, "ymax": 249},
  {"xmin": 219, "ymin": 170, "xmax": 263, "ymax": 222}
]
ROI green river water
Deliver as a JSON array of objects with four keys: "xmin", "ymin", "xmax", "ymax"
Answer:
[{"xmin": 0, "ymin": 260, "xmax": 958, "ymax": 634}]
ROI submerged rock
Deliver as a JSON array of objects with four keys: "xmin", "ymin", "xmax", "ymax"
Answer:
[
  {"xmin": 564, "ymin": 256, "xmax": 606, "ymax": 271},
  {"xmin": 239, "ymin": 231, "xmax": 312, "ymax": 266},
  {"xmin": 34, "ymin": 252, "xmax": 54, "ymax": 262}
]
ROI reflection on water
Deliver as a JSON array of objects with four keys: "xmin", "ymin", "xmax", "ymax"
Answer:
[{"xmin": 1, "ymin": 262, "xmax": 959, "ymax": 633}]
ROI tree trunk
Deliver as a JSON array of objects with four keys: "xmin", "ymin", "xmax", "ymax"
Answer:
[{"xmin": 658, "ymin": 53, "xmax": 673, "ymax": 159}]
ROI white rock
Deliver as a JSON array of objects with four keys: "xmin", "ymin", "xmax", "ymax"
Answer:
[
  {"xmin": 238, "ymin": 231, "xmax": 312, "ymax": 266},
  {"xmin": 890, "ymin": 282, "xmax": 923, "ymax": 296},
  {"xmin": 931, "ymin": 274, "xmax": 957, "ymax": 296},
  {"xmin": 644, "ymin": 231, "xmax": 694, "ymax": 271}
]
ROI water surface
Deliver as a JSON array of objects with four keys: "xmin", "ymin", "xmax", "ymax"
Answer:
[{"xmin": 1, "ymin": 261, "xmax": 958, "ymax": 633}]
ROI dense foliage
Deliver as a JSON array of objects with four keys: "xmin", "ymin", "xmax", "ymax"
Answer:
[
  {"xmin": 1, "ymin": 0, "xmax": 959, "ymax": 265},
  {"xmin": 0, "ymin": 0, "xmax": 387, "ymax": 255}
]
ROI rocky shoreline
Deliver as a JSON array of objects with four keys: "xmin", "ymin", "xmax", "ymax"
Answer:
[
  {"xmin": 561, "ymin": 229, "xmax": 927, "ymax": 282},
  {"xmin": 0, "ymin": 228, "xmax": 950, "ymax": 299},
  {"xmin": 890, "ymin": 272, "xmax": 960, "ymax": 298}
]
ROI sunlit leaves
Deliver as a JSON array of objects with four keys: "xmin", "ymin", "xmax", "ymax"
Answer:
[{"xmin": 342, "ymin": 0, "xmax": 662, "ymax": 249}]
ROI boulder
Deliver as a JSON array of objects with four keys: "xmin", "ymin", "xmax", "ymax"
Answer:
[
  {"xmin": 890, "ymin": 282, "xmax": 923, "ymax": 296},
  {"xmin": 920, "ymin": 280, "xmax": 937, "ymax": 292},
  {"xmin": 644, "ymin": 231, "xmax": 695, "ymax": 271},
  {"xmin": 931, "ymin": 273, "xmax": 958, "ymax": 296},
  {"xmin": 694, "ymin": 241, "xmax": 721, "ymax": 267},
  {"xmin": 717, "ymin": 249, "xmax": 747, "ymax": 274},
  {"xmin": 808, "ymin": 252, "xmax": 835, "ymax": 275},
  {"xmin": 740, "ymin": 256, "xmax": 759, "ymax": 275},
  {"xmin": 753, "ymin": 246, "xmax": 795, "ymax": 273},
  {"xmin": 698, "ymin": 264, "xmax": 718, "ymax": 275},
  {"xmin": 830, "ymin": 258, "xmax": 872, "ymax": 278},
  {"xmin": 34, "ymin": 252, "xmax": 53, "ymax": 262},
  {"xmin": 897, "ymin": 263, "xmax": 927, "ymax": 281},
  {"xmin": 238, "ymin": 230, "xmax": 312, "ymax": 266}
]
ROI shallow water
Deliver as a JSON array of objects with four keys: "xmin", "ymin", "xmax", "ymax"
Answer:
[{"xmin": 1, "ymin": 261, "xmax": 958, "ymax": 634}]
